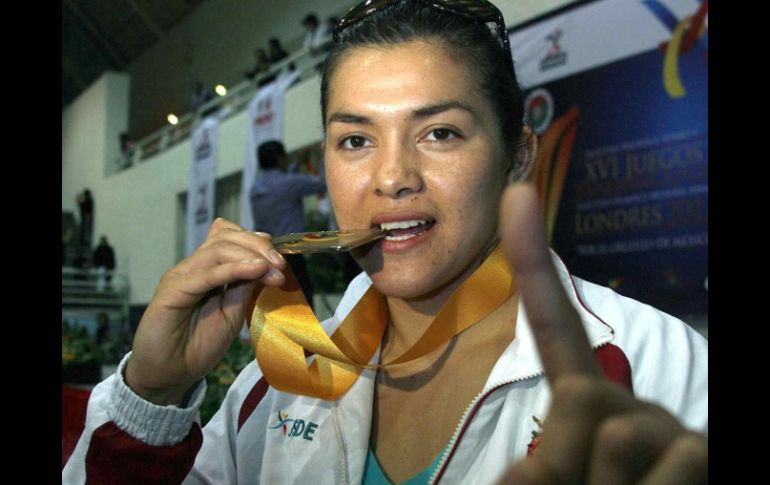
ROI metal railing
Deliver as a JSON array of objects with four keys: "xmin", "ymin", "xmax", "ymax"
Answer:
[
  {"xmin": 62, "ymin": 267, "xmax": 131, "ymax": 331},
  {"xmin": 117, "ymin": 37, "xmax": 331, "ymax": 173}
]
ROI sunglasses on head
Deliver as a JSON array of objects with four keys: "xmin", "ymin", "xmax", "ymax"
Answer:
[{"xmin": 333, "ymin": 0, "xmax": 514, "ymax": 76}]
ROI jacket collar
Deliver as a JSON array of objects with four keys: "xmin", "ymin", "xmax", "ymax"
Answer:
[{"xmin": 483, "ymin": 250, "xmax": 615, "ymax": 388}]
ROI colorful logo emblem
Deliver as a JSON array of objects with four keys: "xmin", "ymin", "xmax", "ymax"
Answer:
[
  {"xmin": 271, "ymin": 410, "xmax": 292, "ymax": 435},
  {"xmin": 268, "ymin": 410, "xmax": 319, "ymax": 441},
  {"xmin": 527, "ymin": 415, "xmax": 545, "ymax": 458},
  {"xmin": 524, "ymin": 88, "xmax": 555, "ymax": 135},
  {"xmin": 643, "ymin": 0, "xmax": 708, "ymax": 98},
  {"xmin": 255, "ymin": 97, "xmax": 275, "ymax": 126},
  {"xmin": 540, "ymin": 28, "xmax": 568, "ymax": 71}
]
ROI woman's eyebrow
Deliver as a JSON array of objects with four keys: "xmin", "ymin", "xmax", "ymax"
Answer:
[
  {"xmin": 411, "ymin": 101, "xmax": 477, "ymax": 121},
  {"xmin": 327, "ymin": 101, "xmax": 477, "ymax": 126},
  {"xmin": 327, "ymin": 112, "xmax": 373, "ymax": 125}
]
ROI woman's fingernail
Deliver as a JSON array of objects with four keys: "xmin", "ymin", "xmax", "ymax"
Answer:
[
  {"xmin": 240, "ymin": 258, "xmax": 266, "ymax": 265},
  {"xmin": 267, "ymin": 249, "xmax": 285, "ymax": 267},
  {"xmin": 253, "ymin": 231, "xmax": 272, "ymax": 239},
  {"xmin": 267, "ymin": 266, "xmax": 284, "ymax": 279}
]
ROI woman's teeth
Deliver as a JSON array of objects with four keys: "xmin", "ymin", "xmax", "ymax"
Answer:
[
  {"xmin": 379, "ymin": 219, "xmax": 433, "ymax": 241},
  {"xmin": 379, "ymin": 220, "xmax": 427, "ymax": 231}
]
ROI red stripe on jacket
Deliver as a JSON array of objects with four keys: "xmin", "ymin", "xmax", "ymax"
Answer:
[
  {"xmin": 238, "ymin": 377, "xmax": 269, "ymax": 433},
  {"xmin": 595, "ymin": 343, "xmax": 634, "ymax": 394}
]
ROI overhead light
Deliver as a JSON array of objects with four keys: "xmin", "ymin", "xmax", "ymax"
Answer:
[
  {"xmin": 215, "ymin": 84, "xmax": 227, "ymax": 96},
  {"xmin": 167, "ymin": 114, "xmax": 179, "ymax": 125}
]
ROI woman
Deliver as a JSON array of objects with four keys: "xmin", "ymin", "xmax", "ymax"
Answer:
[{"xmin": 63, "ymin": 1, "xmax": 707, "ymax": 483}]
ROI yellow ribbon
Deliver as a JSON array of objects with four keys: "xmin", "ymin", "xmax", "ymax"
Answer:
[{"xmin": 249, "ymin": 245, "xmax": 515, "ymax": 400}]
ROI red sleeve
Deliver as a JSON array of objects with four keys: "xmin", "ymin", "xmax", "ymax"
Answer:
[{"xmin": 84, "ymin": 421, "xmax": 203, "ymax": 484}]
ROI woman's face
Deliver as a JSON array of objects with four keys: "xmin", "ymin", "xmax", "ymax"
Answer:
[{"xmin": 324, "ymin": 40, "xmax": 510, "ymax": 300}]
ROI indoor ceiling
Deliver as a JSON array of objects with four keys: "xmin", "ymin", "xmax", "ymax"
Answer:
[{"xmin": 62, "ymin": 0, "xmax": 205, "ymax": 109}]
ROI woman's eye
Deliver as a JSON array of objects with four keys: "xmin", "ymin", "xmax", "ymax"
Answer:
[
  {"xmin": 424, "ymin": 128, "xmax": 459, "ymax": 142},
  {"xmin": 340, "ymin": 135, "xmax": 371, "ymax": 150}
]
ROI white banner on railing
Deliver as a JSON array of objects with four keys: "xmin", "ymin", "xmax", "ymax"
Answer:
[
  {"xmin": 185, "ymin": 116, "xmax": 219, "ymax": 256},
  {"xmin": 239, "ymin": 70, "xmax": 301, "ymax": 231}
]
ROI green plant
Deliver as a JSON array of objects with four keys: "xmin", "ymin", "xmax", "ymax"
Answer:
[
  {"xmin": 62, "ymin": 320, "xmax": 110, "ymax": 384},
  {"xmin": 199, "ymin": 337, "xmax": 255, "ymax": 426},
  {"xmin": 305, "ymin": 209, "xmax": 348, "ymax": 294},
  {"xmin": 62, "ymin": 321, "xmax": 105, "ymax": 366},
  {"xmin": 99, "ymin": 329, "xmax": 132, "ymax": 365}
]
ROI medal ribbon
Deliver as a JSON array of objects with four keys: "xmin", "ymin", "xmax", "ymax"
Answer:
[{"xmin": 249, "ymin": 245, "xmax": 515, "ymax": 399}]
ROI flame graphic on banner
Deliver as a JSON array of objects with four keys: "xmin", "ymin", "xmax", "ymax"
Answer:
[
  {"xmin": 644, "ymin": 0, "xmax": 708, "ymax": 98},
  {"xmin": 531, "ymin": 106, "xmax": 580, "ymax": 242},
  {"xmin": 662, "ymin": 15, "xmax": 706, "ymax": 98}
]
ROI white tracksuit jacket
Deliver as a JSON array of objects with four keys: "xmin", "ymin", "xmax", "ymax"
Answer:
[{"xmin": 63, "ymin": 254, "xmax": 708, "ymax": 484}]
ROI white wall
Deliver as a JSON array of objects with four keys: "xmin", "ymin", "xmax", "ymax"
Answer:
[
  {"xmin": 62, "ymin": 71, "xmax": 130, "ymax": 214},
  {"xmin": 63, "ymin": 0, "xmax": 579, "ymax": 306},
  {"xmin": 284, "ymin": 75, "xmax": 323, "ymax": 152},
  {"xmin": 63, "ymin": 76, "xmax": 105, "ymax": 213}
]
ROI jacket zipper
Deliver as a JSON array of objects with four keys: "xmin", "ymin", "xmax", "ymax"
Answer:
[
  {"xmin": 428, "ymin": 372, "xmax": 542, "ymax": 485},
  {"xmin": 332, "ymin": 406, "xmax": 350, "ymax": 485},
  {"xmin": 428, "ymin": 340, "xmax": 613, "ymax": 484}
]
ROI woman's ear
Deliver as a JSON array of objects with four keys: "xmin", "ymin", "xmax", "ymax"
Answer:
[{"xmin": 508, "ymin": 126, "xmax": 538, "ymax": 184}]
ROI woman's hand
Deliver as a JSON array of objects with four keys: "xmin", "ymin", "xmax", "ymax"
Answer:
[
  {"xmin": 497, "ymin": 184, "xmax": 707, "ymax": 484},
  {"xmin": 124, "ymin": 218, "xmax": 287, "ymax": 405}
]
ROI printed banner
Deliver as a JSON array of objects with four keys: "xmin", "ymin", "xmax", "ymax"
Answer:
[
  {"xmin": 240, "ymin": 70, "xmax": 301, "ymax": 231},
  {"xmin": 186, "ymin": 116, "xmax": 219, "ymax": 256},
  {"xmin": 510, "ymin": 0, "xmax": 708, "ymax": 317}
]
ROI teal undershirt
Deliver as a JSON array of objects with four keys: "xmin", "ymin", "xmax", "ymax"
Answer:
[{"xmin": 362, "ymin": 445, "xmax": 447, "ymax": 485}]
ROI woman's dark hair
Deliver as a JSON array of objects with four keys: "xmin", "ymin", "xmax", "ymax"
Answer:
[
  {"xmin": 320, "ymin": 0, "xmax": 525, "ymax": 158},
  {"xmin": 258, "ymin": 140, "xmax": 285, "ymax": 169}
]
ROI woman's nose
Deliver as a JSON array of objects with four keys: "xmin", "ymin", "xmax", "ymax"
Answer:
[{"xmin": 372, "ymin": 143, "xmax": 424, "ymax": 199}]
